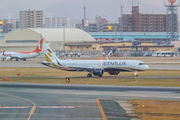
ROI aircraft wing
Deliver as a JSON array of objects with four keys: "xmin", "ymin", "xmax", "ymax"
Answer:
[
  {"xmin": 11, "ymin": 55, "xmax": 23, "ymax": 59},
  {"xmin": 66, "ymin": 66, "xmax": 96, "ymax": 70},
  {"xmin": 65, "ymin": 65, "xmax": 95, "ymax": 72}
]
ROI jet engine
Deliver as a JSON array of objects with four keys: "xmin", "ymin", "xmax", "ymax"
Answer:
[
  {"xmin": 6, "ymin": 57, "xmax": 11, "ymax": 60},
  {"xmin": 93, "ymin": 68, "xmax": 104, "ymax": 76},
  {"xmin": 108, "ymin": 71, "xmax": 120, "ymax": 75}
]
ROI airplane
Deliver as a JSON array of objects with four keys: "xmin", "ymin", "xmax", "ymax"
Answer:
[
  {"xmin": 1, "ymin": 39, "xmax": 43, "ymax": 61},
  {"xmin": 41, "ymin": 44, "xmax": 149, "ymax": 77},
  {"xmin": 102, "ymin": 47, "xmax": 117, "ymax": 57}
]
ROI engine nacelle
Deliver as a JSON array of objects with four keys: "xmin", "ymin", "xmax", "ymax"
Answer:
[
  {"xmin": 93, "ymin": 69, "xmax": 104, "ymax": 76},
  {"xmin": 6, "ymin": 57, "xmax": 11, "ymax": 60},
  {"xmin": 108, "ymin": 71, "xmax": 120, "ymax": 75}
]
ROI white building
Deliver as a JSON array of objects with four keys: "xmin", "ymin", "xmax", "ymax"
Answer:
[
  {"xmin": 45, "ymin": 17, "xmax": 69, "ymax": 28},
  {"xmin": 0, "ymin": 28, "xmax": 95, "ymax": 52}
]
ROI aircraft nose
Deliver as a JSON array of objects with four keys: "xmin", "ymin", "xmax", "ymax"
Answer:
[{"xmin": 145, "ymin": 65, "xmax": 149, "ymax": 69}]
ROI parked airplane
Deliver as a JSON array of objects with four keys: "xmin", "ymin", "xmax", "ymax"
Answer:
[
  {"xmin": 1, "ymin": 39, "xmax": 43, "ymax": 61},
  {"xmin": 42, "ymin": 44, "xmax": 149, "ymax": 77}
]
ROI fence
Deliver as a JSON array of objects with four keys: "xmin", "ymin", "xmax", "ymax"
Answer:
[{"xmin": 55, "ymin": 50, "xmax": 148, "ymax": 57}]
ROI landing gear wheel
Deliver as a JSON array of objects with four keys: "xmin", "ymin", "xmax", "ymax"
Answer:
[
  {"xmin": 16, "ymin": 58, "xmax": 19, "ymax": 61},
  {"xmin": 2, "ymin": 58, "xmax": 4, "ymax": 61},
  {"xmin": 87, "ymin": 74, "xmax": 92, "ymax": 77},
  {"xmin": 23, "ymin": 59, "xmax": 26, "ymax": 61}
]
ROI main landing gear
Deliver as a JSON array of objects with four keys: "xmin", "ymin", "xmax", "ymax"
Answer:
[
  {"xmin": 87, "ymin": 73, "xmax": 92, "ymax": 77},
  {"xmin": 87, "ymin": 74, "xmax": 103, "ymax": 77}
]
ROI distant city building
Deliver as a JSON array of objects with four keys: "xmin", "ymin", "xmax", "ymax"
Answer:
[
  {"xmin": 13, "ymin": 19, "xmax": 20, "ymax": 30},
  {"xmin": 62, "ymin": 17, "xmax": 69, "ymax": 26},
  {"xmin": 3, "ymin": 19, "xmax": 13, "ymax": 33},
  {"xmin": 118, "ymin": 6, "xmax": 166, "ymax": 32},
  {"xmin": 76, "ymin": 16, "xmax": 118, "ymax": 32},
  {"xmin": 45, "ymin": 17, "xmax": 60, "ymax": 28},
  {"xmin": 0, "ymin": 19, "xmax": 20, "ymax": 33},
  {"xmin": 0, "ymin": 20, "xmax": 4, "ymax": 33},
  {"xmin": 19, "ymin": 10, "xmax": 43, "ymax": 28},
  {"xmin": 45, "ymin": 17, "xmax": 69, "ymax": 28},
  {"xmin": 4, "ymin": 13, "xmax": 13, "ymax": 19}
]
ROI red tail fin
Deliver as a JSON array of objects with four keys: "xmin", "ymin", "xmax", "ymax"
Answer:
[
  {"xmin": 3, "ymin": 51, "xmax": 5, "ymax": 56},
  {"xmin": 32, "ymin": 39, "xmax": 43, "ymax": 52}
]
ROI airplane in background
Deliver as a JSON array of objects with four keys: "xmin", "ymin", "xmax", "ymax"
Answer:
[
  {"xmin": 1, "ymin": 39, "xmax": 43, "ymax": 61},
  {"xmin": 41, "ymin": 44, "xmax": 149, "ymax": 77}
]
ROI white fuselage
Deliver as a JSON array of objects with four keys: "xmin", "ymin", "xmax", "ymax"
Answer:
[
  {"xmin": 1, "ymin": 52, "xmax": 39, "ymax": 59},
  {"xmin": 52, "ymin": 59, "xmax": 149, "ymax": 72}
]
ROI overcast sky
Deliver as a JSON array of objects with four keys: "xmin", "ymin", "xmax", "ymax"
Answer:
[{"xmin": 0, "ymin": 0, "xmax": 178, "ymax": 23}]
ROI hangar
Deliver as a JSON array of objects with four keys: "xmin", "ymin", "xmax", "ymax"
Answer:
[{"xmin": 0, "ymin": 28, "xmax": 95, "ymax": 52}]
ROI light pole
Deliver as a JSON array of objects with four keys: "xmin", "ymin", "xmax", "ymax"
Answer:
[
  {"xmin": 63, "ymin": 23, "xmax": 65, "ymax": 54},
  {"xmin": 115, "ymin": 23, "xmax": 118, "ymax": 48}
]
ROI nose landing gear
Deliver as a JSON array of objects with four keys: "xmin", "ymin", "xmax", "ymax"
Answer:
[{"xmin": 135, "ymin": 71, "xmax": 138, "ymax": 77}]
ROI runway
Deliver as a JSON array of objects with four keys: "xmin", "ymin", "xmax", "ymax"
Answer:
[{"xmin": 0, "ymin": 82, "xmax": 180, "ymax": 120}]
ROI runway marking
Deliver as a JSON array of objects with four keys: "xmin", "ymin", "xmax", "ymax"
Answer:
[
  {"xmin": 0, "ymin": 93, "xmax": 36, "ymax": 120},
  {"xmin": 40, "ymin": 106, "xmax": 75, "ymax": 108},
  {"xmin": 76, "ymin": 106, "xmax": 98, "ymax": 108},
  {"xmin": 96, "ymin": 99, "xmax": 107, "ymax": 120},
  {"xmin": 0, "ymin": 107, "xmax": 28, "ymax": 108},
  {"xmin": 0, "ymin": 106, "xmax": 76, "ymax": 109}
]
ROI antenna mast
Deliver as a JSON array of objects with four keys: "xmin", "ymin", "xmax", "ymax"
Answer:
[
  {"xmin": 165, "ymin": 0, "xmax": 180, "ymax": 45},
  {"xmin": 84, "ymin": 6, "xmax": 86, "ymax": 20}
]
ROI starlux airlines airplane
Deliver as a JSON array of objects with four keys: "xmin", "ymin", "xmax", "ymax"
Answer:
[
  {"xmin": 42, "ymin": 44, "xmax": 149, "ymax": 77},
  {"xmin": 1, "ymin": 39, "xmax": 43, "ymax": 61}
]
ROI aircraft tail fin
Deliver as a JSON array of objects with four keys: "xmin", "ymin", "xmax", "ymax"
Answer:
[
  {"xmin": 32, "ymin": 39, "xmax": 43, "ymax": 52},
  {"xmin": 2, "ymin": 51, "xmax": 5, "ymax": 56},
  {"xmin": 43, "ymin": 44, "xmax": 61, "ymax": 66}
]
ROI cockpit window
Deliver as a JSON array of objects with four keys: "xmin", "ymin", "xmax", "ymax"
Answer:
[{"xmin": 139, "ymin": 63, "xmax": 145, "ymax": 65}]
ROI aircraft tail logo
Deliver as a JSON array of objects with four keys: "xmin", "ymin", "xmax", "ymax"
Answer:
[
  {"xmin": 32, "ymin": 39, "xmax": 43, "ymax": 52},
  {"xmin": 2, "ymin": 51, "xmax": 5, "ymax": 56},
  {"xmin": 43, "ymin": 44, "xmax": 62, "ymax": 67}
]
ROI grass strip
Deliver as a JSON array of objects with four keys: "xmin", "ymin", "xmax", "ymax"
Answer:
[{"xmin": 129, "ymin": 99, "xmax": 180, "ymax": 120}]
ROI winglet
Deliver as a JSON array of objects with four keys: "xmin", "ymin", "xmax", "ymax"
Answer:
[{"xmin": 32, "ymin": 39, "xmax": 43, "ymax": 52}]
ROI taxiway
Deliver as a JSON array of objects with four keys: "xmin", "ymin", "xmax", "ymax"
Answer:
[{"xmin": 0, "ymin": 82, "xmax": 180, "ymax": 120}]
